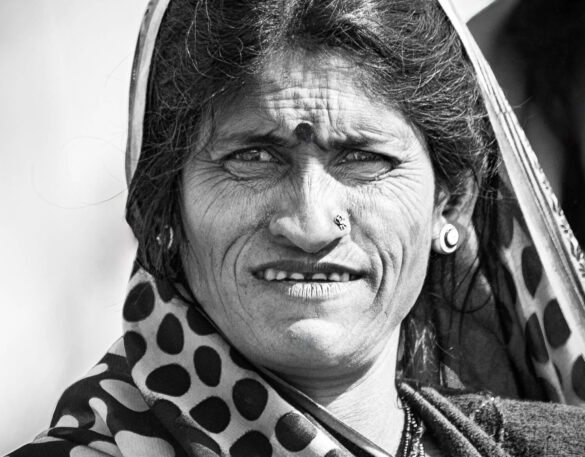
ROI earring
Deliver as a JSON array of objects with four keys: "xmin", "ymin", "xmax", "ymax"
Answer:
[
  {"xmin": 156, "ymin": 225, "xmax": 175, "ymax": 250},
  {"xmin": 334, "ymin": 214, "xmax": 348, "ymax": 231},
  {"xmin": 434, "ymin": 223, "xmax": 459, "ymax": 254}
]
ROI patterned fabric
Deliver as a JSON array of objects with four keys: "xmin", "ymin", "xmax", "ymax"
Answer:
[
  {"xmin": 7, "ymin": 269, "xmax": 410, "ymax": 457},
  {"xmin": 123, "ymin": 269, "xmax": 362, "ymax": 457},
  {"xmin": 9, "ymin": 269, "xmax": 585, "ymax": 456}
]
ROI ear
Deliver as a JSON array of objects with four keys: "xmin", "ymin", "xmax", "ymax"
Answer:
[{"xmin": 431, "ymin": 177, "xmax": 478, "ymax": 253}]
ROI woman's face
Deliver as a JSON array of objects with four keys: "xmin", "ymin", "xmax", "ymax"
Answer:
[{"xmin": 181, "ymin": 54, "xmax": 443, "ymax": 380}]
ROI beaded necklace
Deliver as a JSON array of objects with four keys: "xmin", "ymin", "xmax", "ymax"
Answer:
[{"xmin": 400, "ymin": 398, "xmax": 426, "ymax": 457}]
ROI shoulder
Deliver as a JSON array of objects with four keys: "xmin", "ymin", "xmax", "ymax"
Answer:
[{"xmin": 434, "ymin": 386, "xmax": 585, "ymax": 456}]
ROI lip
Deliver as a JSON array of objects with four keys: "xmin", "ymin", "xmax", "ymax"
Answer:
[
  {"xmin": 249, "ymin": 259, "xmax": 368, "ymax": 301},
  {"xmin": 261, "ymin": 280, "xmax": 347, "ymax": 300},
  {"xmin": 251, "ymin": 260, "xmax": 365, "ymax": 278}
]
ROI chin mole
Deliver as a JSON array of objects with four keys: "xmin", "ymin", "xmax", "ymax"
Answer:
[{"xmin": 293, "ymin": 122, "xmax": 314, "ymax": 143}]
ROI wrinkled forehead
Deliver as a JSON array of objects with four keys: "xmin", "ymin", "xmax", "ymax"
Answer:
[
  {"xmin": 204, "ymin": 53, "xmax": 419, "ymax": 151},
  {"xmin": 256, "ymin": 51, "xmax": 367, "ymax": 91},
  {"xmin": 253, "ymin": 51, "xmax": 385, "ymax": 108}
]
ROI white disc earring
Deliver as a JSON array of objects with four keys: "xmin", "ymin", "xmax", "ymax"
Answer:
[{"xmin": 435, "ymin": 223, "xmax": 459, "ymax": 254}]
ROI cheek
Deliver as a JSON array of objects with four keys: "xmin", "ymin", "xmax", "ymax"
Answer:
[
  {"xmin": 181, "ymin": 169, "xmax": 238, "ymax": 279},
  {"xmin": 350, "ymin": 164, "xmax": 435, "ymax": 307},
  {"xmin": 355, "ymin": 169, "xmax": 435, "ymax": 248},
  {"xmin": 181, "ymin": 165, "xmax": 271, "ymax": 285}
]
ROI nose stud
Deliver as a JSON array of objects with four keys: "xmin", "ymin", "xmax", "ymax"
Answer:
[{"xmin": 334, "ymin": 214, "xmax": 348, "ymax": 231}]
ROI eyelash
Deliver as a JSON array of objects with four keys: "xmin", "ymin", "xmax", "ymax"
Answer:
[
  {"xmin": 225, "ymin": 148, "xmax": 280, "ymax": 163},
  {"xmin": 224, "ymin": 147, "xmax": 396, "ymax": 166},
  {"xmin": 339, "ymin": 150, "xmax": 395, "ymax": 164}
]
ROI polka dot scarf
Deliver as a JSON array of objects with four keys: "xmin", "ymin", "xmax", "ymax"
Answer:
[
  {"xmin": 8, "ymin": 265, "xmax": 585, "ymax": 457},
  {"xmin": 122, "ymin": 268, "xmax": 394, "ymax": 457},
  {"xmin": 8, "ymin": 266, "xmax": 413, "ymax": 457}
]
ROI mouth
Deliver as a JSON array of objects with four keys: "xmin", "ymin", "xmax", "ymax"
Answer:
[
  {"xmin": 254, "ymin": 269, "xmax": 360, "ymax": 282},
  {"xmin": 251, "ymin": 261, "xmax": 366, "ymax": 300}
]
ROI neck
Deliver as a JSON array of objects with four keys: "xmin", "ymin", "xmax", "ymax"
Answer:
[{"xmin": 284, "ymin": 330, "xmax": 404, "ymax": 455}]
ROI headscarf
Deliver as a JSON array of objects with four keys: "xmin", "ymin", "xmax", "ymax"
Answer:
[{"xmin": 8, "ymin": 1, "xmax": 585, "ymax": 456}]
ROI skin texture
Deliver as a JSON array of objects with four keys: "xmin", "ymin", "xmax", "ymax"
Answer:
[{"xmin": 181, "ymin": 53, "xmax": 452, "ymax": 451}]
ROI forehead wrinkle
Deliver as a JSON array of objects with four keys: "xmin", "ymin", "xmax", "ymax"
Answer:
[
  {"xmin": 255, "ymin": 57, "xmax": 357, "ymax": 120},
  {"xmin": 251, "ymin": 80, "xmax": 401, "ymax": 147},
  {"xmin": 208, "ymin": 57, "xmax": 421, "ymax": 152},
  {"xmin": 210, "ymin": 96, "xmax": 418, "ymax": 154}
]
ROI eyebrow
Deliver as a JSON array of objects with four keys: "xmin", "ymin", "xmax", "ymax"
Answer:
[
  {"xmin": 212, "ymin": 129, "xmax": 389, "ymax": 150},
  {"xmin": 225, "ymin": 131, "xmax": 294, "ymax": 147},
  {"xmin": 329, "ymin": 135, "xmax": 377, "ymax": 150}
]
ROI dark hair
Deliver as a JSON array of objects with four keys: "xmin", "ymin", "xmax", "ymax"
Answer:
[{"xmin": 126, "ymin": 0, "xmax": 500, "ymax": 381}]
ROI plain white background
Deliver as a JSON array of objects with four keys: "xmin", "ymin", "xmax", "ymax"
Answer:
[
  {"xmin": 0, "ymin": 1, "xmax": 144, "ymax": 452},
  {"xmin": 0, "ymin": 0, "xmax": 493, "ymax": 453}
]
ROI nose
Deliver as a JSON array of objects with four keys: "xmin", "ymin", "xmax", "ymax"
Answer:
[{"xmin": 269, "ymin": 174, "xmax": 350, "ymax": 253}]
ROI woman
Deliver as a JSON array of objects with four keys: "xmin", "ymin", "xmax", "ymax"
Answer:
[{"xmin": 9, "ymin": 0, "xmax": 585, "ymax": 456}]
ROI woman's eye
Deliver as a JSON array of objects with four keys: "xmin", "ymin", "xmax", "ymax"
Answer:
[
  {"xmin": 221, "ymin": 147, "xmax": 283, "ymax": 181},
  {"xmin": 336, "ymin": 150, "xmax": 398, "ymax": 180},
  {"xmin": 227, "ymin": 148, "xmax": 277, "ymax": 163},
  {"xmin": 340, "ymin": 150, "xmax": 388, "ymax": 163}
]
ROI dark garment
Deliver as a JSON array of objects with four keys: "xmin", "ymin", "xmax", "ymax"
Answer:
[{"xmin": 400, "ymin": 382, "xmax": 585, "ymax": 457}]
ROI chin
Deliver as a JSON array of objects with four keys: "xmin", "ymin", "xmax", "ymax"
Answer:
[{"xmin": 261, "ymin": 319, "xmax": 356, "ymax": 371}]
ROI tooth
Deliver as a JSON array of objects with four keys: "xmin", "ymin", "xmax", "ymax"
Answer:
[
  {"xmin": 289, "ymin": 272, "xmax": 305, "ymax": 281},
  {"xmin": 340, "ymin": 272, "xmax": 350, "ymax": 282},
  {"xmin": 311, "ymin": 273, "xmax": 327, "ymax": 281},
  {"xmin": 328, "ymin": 272, "xmax": 341, "ymax": 282},
  {"xmin": 275, "ymin": 271, "xmax": 287, "ymax": 281},
  {"xmin": 265, "ymin": 269, "xmax": 276, "ymax": 281}
]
